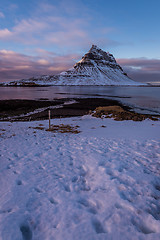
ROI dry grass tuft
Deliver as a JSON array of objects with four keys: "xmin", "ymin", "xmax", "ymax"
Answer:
[
  {"xmin": 33, "ymin": 126, "xmax": 45, "ymax": 130},
  {"xmin": 29, "ymin": 124, "xmax": 81, "ymax": 134},
  {"xmin": 0, "ymin": 129, "xmax": 6, "ymax": 137},
  {"xmin": 95, "ymin": 106, "xmax": 125, "ymax": 113},
  {"xmin": 92, "ymin": 106, "xmax": 159, "ymax": 121},
  {"xmin": 46, "ymin": 124, "xmax": 81, "ymax": 134},
  {"xmin": 0, "ymin": 129, "xmax": 6, "ymax": 131}
]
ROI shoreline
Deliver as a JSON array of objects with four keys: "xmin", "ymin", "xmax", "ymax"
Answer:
[{"xmin": 0, "ymin": 97, "xmax": 159, "ymax": 122}]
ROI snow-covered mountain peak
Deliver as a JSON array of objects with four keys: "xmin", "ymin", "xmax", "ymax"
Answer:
[
  {"xmin": 56, "ymin": 45, "xmax": 144, "ymax": 85},
  {"xmin": 88, "ymin": 44, "xmax": 114, "ymax": 61},
  {"xmin": 5, "ymin": 45, "xmax": 145, "ymax": 86},
  {"xmin": 75, "ymin": 45, "xmax": 122, "ymax": 71}
]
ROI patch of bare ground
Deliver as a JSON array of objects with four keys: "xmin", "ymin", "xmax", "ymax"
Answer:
[
  {"xmin": 30, "ymin": 124, "xmax": 81, "ymax": 134},
  {"xmin": 0, "ymin": 129, "xmax": 6, "ymax": 137},
  {"xmin": 46, "ymin": 124, "xmax": 81, "ymax": 134},
  {"xmin": 33, "ymin": 126, "xmax": 45, "ymax": 130},
  {"xmin": 0, "ymin": 99, "xmax": 65, "ymax": 120},
  {"xmin": 0, "ymin": 98, "xmax": 127, "ymax": 121},
  {"xmin": 92, "ymin": 106, "xmax": 159, "ymax": 121},
  {"xmin": 1, "ymin": 98, "xmax": 159, "ymax": 122}
]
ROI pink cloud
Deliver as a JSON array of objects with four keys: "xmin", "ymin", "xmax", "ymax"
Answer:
[
  {"xmin": 0, "ymin": 16, "xmax": 89, "ymax": 47},
  {"xmin": 117, "ymin": 58, "xmax": 160, "ymax": 72},
  {"xmin": 0, "ymin": 49, "xmax": 81, "ymax": 82},
  {"xmin": 0, "ymin": 2, "xmax": 118, "ymax": 50},
  {"xmin": 117, "ymin": 58, "xmax": 160, "ymax": 82},
  {"xmin": 13, "ymin": 19, "xmax": 48, "ymax": 33},
  {"xmin": 0, "ymin": 29, "xmax": 12, "ymax": 39}
]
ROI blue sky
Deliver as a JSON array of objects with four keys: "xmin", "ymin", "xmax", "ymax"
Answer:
[{"xmin": 0, "ymin": 0, "xmax": 160, "ymax": 83}]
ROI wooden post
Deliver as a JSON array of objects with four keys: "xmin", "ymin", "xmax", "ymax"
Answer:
[{"xmin": 49, "ymin": 110, "xmax": 51, "ymax": 129}]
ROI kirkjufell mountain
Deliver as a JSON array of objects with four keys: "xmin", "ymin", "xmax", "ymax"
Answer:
[{"xmin": 6, "ymin": 45, "xmax": 143, "ymax": 86}]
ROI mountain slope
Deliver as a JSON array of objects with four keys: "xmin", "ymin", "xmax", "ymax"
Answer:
[
  {"xmin": 57, "ymin": 45, "xmax": 139, "ymax": 85},
  {"xmin": 6, "ymin": 45, "xmax": 143, "ymax": 86}
]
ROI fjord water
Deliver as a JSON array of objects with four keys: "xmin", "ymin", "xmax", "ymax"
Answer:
[{"xmin": 0, "ymin": 86, "xmax": 160, "ymax": 115}]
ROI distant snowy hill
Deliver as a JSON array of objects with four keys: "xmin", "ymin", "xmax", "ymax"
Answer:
[{"xmin": 6, "ymin": 45, "xmax": 144, "ymax": 86}]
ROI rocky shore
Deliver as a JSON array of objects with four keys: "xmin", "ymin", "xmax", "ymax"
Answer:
[{"xmin": 0, "ymin": 98, "xmax": 159, "ymax": 122}]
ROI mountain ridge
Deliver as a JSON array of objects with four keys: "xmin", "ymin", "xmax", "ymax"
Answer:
[{"xmin": 5, "ymin": 45, "xmax": 144, "ymax": 86}]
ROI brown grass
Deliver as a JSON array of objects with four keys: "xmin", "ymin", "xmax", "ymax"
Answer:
[
  {"xmin": 92, "ymin": 106, "xmax": 159, "ymax": 121},
  {"xmin": 0, "ymin": 129, "xmax": 6, "ymax": 131},
  {"xmin": 46, "ymin": 124, "xmax": 81, "ymax": 134},
  {"xmin": 33, "ymin": 126, "xmax": 45, "ymax": 130},
  {"xmin": 95, "ymin": 106, "xmax": 125, "ymax": 113},
  {"xmin": 29, "ymin": 124, "xmax": 81, "ymax": 134}
]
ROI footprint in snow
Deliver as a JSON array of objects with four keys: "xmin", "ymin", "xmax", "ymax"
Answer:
[
  {"xmin": 16, "ymin": 179, "xmax": 22, "ymax": 185},
  {"xmin": 34, "ymin": 187, "xmax": 43, "ymax": 193},
  {"xmin": 92, "ymin": 218, "xmax": 105, "ymax": 234},
  {"xmin": 77, "ymin": 198, "xmax": 99, "ymax": 215},
  {"xmin": 49, "ymin": 197, "xmax": 58, "ymax": 205},
  {"xmin": 63, "ymin": 184, "xmax": 71, "ymax": 192},
  {"xmin": 154, "ymin": 184, "xmax": 160, "ymax": 191},
  {"xmin": 20, "ymin": 224, "xmax": 32, "ymax": 240},
  {"xmin": 0, "ymin": 208, "xmax": 12, "ymax": 214},
  {"xmin": 72, "ymin": 176, "xmax": 78, "ymax": 182}
]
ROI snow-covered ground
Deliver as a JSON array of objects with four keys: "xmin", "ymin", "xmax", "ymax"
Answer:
[{"xmin": 0, "ymin": 116, "xmax": 160, "ymax": 240}]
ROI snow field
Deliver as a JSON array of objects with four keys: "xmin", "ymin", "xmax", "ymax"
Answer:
[{"xmin": 0, "ymin": 116, "xmax": 160, "ymax": 240}]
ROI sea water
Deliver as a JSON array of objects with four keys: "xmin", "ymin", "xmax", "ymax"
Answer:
[{"xmin": 0, "ymin": 86, "xmax": 160, "ymax": 115}]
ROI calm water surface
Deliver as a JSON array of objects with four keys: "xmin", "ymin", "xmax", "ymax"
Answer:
[{"xmin": 0, "ymin": 86, "xmax": 160, "ymax": 115}]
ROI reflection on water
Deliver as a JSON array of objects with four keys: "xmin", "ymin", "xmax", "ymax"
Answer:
[{"xmin": 0, "ymin": 86, "xmax": 160, "ymax": 115}]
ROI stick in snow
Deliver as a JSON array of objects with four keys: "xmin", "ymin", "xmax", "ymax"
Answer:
[{"xmin": 49, "ymin": 110, "xmax": 51, "ymax": 129}]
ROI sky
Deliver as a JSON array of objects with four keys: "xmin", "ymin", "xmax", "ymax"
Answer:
[{"xmin": 0, "ymin": 0, "xmax": 160, "ymax": 83}]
